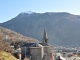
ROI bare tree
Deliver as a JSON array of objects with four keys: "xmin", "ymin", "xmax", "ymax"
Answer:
[
  {"xmin": 0, "ymin": 31, "xmax": 5, "ymax": 51},
  {"xmin": 0, "ymin": 30, "xmax": 10, "ymax": 52}
]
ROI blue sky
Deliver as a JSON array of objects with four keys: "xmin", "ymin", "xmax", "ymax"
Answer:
[{"xmin": 0, "ymin": 0, "xmax": 80, "ymax": 23}]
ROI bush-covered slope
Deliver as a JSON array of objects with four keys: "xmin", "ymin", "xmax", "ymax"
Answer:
[{"xmin": 0, "ymin": 26, "xmax": 38, "ymax": 43}]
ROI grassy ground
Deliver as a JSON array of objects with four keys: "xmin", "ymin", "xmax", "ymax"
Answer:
[{"xmin": 0, "ymin": 51, "xmax": 17, "ymax": 60}]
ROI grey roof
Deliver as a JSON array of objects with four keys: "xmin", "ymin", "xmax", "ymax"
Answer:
[
  {"xmin": 30, "ymin": 43, "xmax": 39, "ymax": 47},
  {"xmin": 22, "ymin": 43, "xmax": 34, "ymax": 47},
  {"xmin": 22, "ymin": 43, "xmax": 49, "ymax": 47},
  {"xmin": 22, "ymin": 43, "xmax": 39, "ymax": 47},
  {"xmin": 39, "ymin": 43, "xmax": 49, "ymax": 46}
]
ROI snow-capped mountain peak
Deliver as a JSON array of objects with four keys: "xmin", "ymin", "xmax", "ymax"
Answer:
[{"xmin": 26, "ymin": 11, "xmax": 34, "ymax": 14}]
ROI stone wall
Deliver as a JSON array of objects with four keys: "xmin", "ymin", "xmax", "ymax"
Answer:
[{"xmin": 30, "ymin": 47, "xmax": 42, "ymax": 60}]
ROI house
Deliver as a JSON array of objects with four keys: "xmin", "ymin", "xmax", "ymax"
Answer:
[{"xmin": 55, "ymin": 56, "xmax": 66, "ymax": 60}]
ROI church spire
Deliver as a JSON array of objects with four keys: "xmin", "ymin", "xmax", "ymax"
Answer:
[{"xmin": 42, "ymin": 29, "xmax": 48, "ymax": 43}]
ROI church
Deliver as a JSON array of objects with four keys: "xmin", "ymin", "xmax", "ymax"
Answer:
[{"xmin": 21, "ymin": 29, "xmax": 54, "ymax": 60}]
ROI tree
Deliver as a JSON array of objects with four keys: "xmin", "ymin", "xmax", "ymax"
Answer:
[
  {"xmin": 0, "ymin": 30, "xmax": 5, "ymax": 51},
  {"xmin": 0, "ymin": 30, "xmax": 10, "ymax": 52}
]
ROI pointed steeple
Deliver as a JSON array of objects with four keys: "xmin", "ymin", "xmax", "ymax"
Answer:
[{"xmin": 42, "ymin": 29, "xmax": 48, "ymax": 43}]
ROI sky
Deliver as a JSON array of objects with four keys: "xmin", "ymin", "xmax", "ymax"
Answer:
[{"xmin": 0, "ymin": 0, "xmax": 80, "ymax": 23}]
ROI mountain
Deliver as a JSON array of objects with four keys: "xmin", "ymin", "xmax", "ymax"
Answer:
[
  {"xmin": 26, "ymin": 11, "xmax": 34, "ymax": 14},
  {"xmin": 1, "ymin": 12, "xmax": 80, "ymax": 46},
  {"xmin": 0, "ymin": 26, "xmax": 38, "ymax": 43}
]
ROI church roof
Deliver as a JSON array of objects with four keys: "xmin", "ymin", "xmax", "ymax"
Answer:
[
  {"xmin": 22, "ymin": 43, "xmax": 34, "ymax": 47},
  {"xmin": 39, "ymin": 43, "xmax": 49, "ymax": 46},
  {"xmin": 22, "ymin": 43, "xmax": 49, "ymax": 47}
]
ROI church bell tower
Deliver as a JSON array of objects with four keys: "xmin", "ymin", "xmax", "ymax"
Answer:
[{"xmin": 42, "ymin": 29, "xmax": 48, "ymax": 43}]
